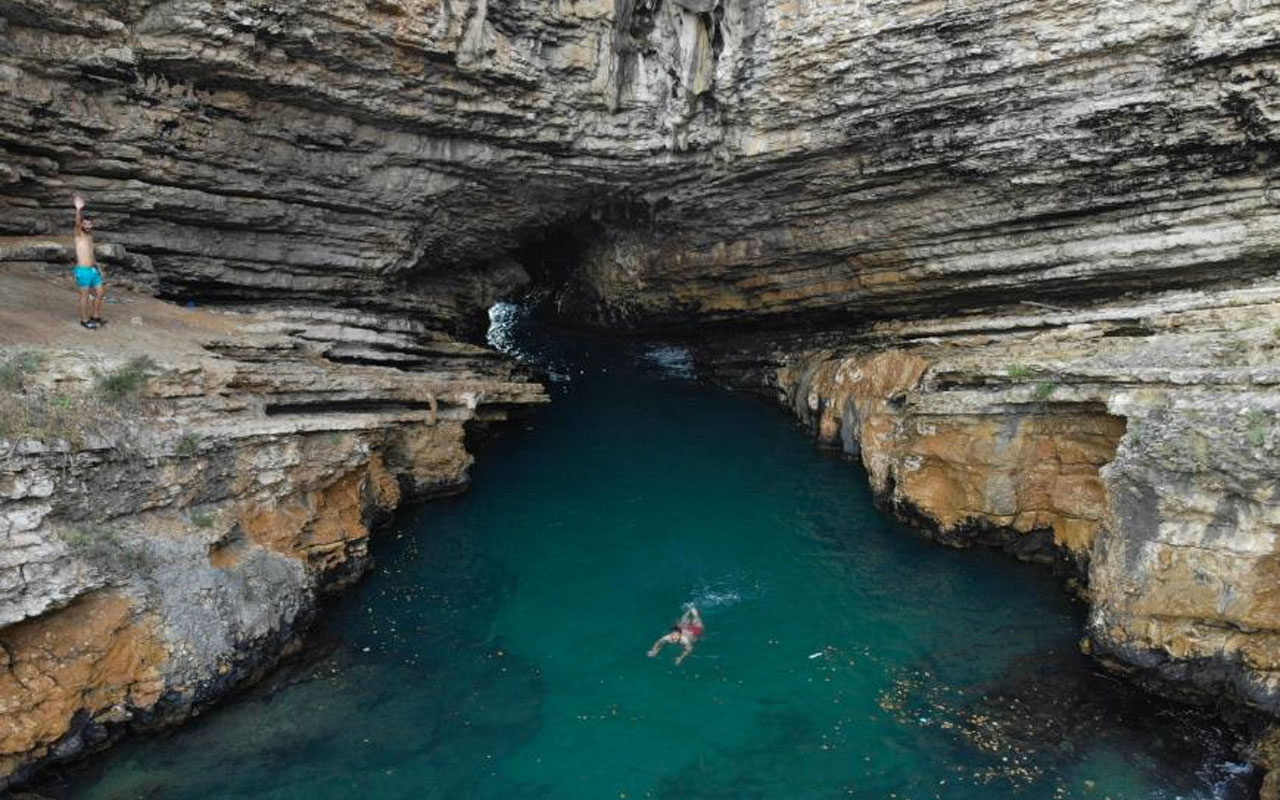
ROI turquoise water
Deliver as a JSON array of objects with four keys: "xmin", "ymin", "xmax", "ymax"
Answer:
[{"xmin": 64, "ymin": 306, "xmax": 1252, "ymax": 800}]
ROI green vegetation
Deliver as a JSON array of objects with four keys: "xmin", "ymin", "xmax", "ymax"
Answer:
[
  {"xmin": 0, "ymin": 351, "xmax": 45, "ymax": 392},
  {"xmin": 96, "ymin": 356, "xmax": 157, "ymax": 402},
  {"xmin": 56, "ymin": 525, "xmax": 153, "ymax": 573},
  {"xmin": 191, "ymin": 510, "xmax": 217, "ymax": 529},
  {"xmin": 0, "ymin": 351, "xmax": 150, "ymax": 447},
  {"xmin": 1245, "ymin": 407, "xmax": 1271, "ymax": 448},
  {"xmin": 176, "ymin": 432, "xmax": 201, "ymax": 458},
  {"xmin": 1032, "ymin": 380, "xmax": 1060, "ymax": 401},
  {"xmin": 0, "ymin": 392, "xmax": 104, "ymax": 446},
  {"xmin": 1005, "ymin": 363, "xmax": 1032, "ymax": 380}
]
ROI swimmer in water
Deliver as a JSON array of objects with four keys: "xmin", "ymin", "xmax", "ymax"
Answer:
[{"xmin": 647, "ymin": 606, "xmax": 704, "ymax": 665}]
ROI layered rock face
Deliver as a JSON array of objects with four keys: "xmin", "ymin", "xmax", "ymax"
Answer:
[
  {"xmin": 3, "ymin": 0, "xmax": 1280, "ymax": 783},
  {"xmin": 545, "ymin": 0, "xmax": 1280, "ymax": 330},
  {"xmin": 7, "ymin": 0, "xmax": 1273, "ymax": 329},
  {"xmin": 0, "ymin": 265, "xmax": 545, "ymax": 786},
  {"xmin": 694, "ymin": 277, "xmax": 1280, "ymax": 714}
]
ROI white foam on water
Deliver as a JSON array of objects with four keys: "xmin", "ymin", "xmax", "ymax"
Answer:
[
  {"xmin": 692, "ymin": 589, "xmax": 742, "ymax": 609},
  {"xmin": 1193, "ymin": 760, "xmax": 1255, "ymax": 800},
  {"xmin": 486, "ymin": 302, "xmax": 523, "ymax": 355},
  {"xmin": 487, "ymin": 301, "xmax": 573, "ymax": 383},
  {"xmin": 641, "ymin": 345, "xmax": 696, "ymax": 380},
  {"xmin": 687, "ymin": 575, "xmax": 762, "ymax": 613},
  {"xmin": 1154, "ymin": 759, "xmax": 1257, "ymax": 800}
]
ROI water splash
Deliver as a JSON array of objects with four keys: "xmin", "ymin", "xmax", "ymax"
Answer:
[
  {"xmin": 687, "ymin": 574, "xmax": 764, "ymax": 612},
  {"xmin": 1191, "ymin": 758, "xmax": 1256, "ymax": 800},
  {"xmin": 487, "ymin": 301, "xmax": 573, "ymax": 382},
  {"xmin": 640, "ymin": 345, "xmax": 696, "ymax": 380}
]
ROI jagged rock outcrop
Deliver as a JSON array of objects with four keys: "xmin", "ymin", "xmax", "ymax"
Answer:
[
  {"xmin": 0, "ymin": 264, "xmax": 545, "ymax": 786},
  {"xmin": 693, "ymin": 277, "xmax": 1280, "ymax": 715}
]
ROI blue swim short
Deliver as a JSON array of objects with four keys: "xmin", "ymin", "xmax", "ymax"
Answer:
[{"xmin": 73, "ymin": 265, "xmax": 102, "ymax": 290}]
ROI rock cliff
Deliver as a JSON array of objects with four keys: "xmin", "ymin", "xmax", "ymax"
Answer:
[
  {"xmin": 3, "ymin": 0, "xmax": 1280, "ymax": 785},
  {"xmin": 0, "ymin": 263, "xmax": 544, "ymax": 786},
  {"xmin": 692, "ymin": 276, "xmax": 1280, "ymax": 716}
]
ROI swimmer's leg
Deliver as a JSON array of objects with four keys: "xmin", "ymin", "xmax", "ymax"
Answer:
[{"xmin": 675, "ymin": 640, "xmax": 694, "ymax": 665}]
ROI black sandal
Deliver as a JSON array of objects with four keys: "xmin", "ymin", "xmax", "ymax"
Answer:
[
  {"xmin": 80, "ymin": 319, "xmax": 98, "ymax": 330},
  {"xmin": 91, "ymin": 317, "xmax": 106, "ymax": 325}
]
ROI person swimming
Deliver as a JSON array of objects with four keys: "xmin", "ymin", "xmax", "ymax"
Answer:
[{"xmin": 647, "ymin": 606, "xmax": 704, "ymax": 665}]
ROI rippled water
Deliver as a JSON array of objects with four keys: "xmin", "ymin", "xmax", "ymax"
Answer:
[{"xmin": 63, "ymin": 306, "xmax": 1254, "ymax": 799}]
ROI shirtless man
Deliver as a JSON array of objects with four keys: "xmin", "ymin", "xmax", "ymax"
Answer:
[
  {"xmin": 647, "ymin": 606, "xmax": 704, "ymax": 665},
  {"xmin": 72, "ymin": 195, "xmax": 105, "ymax": 329}
]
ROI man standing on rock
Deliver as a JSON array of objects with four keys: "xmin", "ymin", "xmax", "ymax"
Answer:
[{"xmin": 72, "ymin": 194, "xmax": 106, "ymax": 329}]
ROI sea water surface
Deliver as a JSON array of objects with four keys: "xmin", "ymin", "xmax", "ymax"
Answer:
[{"xmin": 67, "ymin": 305, "xmax": 1254, "ymax": 799}]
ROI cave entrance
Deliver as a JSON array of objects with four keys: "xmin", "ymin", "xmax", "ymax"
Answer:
[{"xmin": 510, "ymin": 218, "xmax": 601, "ymax": 298}]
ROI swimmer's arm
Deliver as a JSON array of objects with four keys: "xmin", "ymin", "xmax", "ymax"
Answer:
[
  {"xmin": 647, "ymin": 637, "xmax": 666, "ymax": 657},
  {"xmin": 73, "ymin": 195, "xmax": 85, "ymax": 235}
]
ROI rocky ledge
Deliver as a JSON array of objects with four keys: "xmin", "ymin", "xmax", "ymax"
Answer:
[
  {"xmin": 690, "ymin": 278, "xmax": 1280, "ymax": 721},
  {"xmin": 0, "ymin": 259, "xmax": 545, "ymax": 787}
]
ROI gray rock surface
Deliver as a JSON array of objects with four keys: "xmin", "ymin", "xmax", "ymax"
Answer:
[
  {"xmin": 4, "ymin": 0, "xmax": 1276, "ymax": 330},
  {"xmin": 692, "ymin": 278, "xmax": 1280, "ymax": 716},
  {"xmin": 0, "ymin": 268, "xmax": 545, "ymax": 786}
]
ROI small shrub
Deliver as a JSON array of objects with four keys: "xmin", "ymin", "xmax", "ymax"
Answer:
[
  {"xmin": 191, "ymin": 510, "xmax": 217, "ymax": 529},
  {"xmin": 1006, "ymin": 363, "xmax": 1032, "ymax": 380},
  {"xmin": 176, "ymin": 432, "xmax": 201, "ymax": 457},
  {"xmin": 96, "ymin": 356, "xmax": 157, "ymax": 402},
  {"xmin": 1032, "ymin": 380, "xmax": 1060, "ymax": 401},
  {"xmin": 0, "ymin": 391, "xmax": 105, "ymax": 446},
  {"xmin": 59, "ymin": 526, "xmax": 93, "ymax": 549},
  {"xmin": 56, "ymin": 525, "xmax": 153, "ymax": 574},
  {"xmin": 0, "ymin": 351, "xmax": 45, "ymax": 392},
  {"xmin": 1246, "ymin": 407, "xmax": 1271, "ymax": 448}
]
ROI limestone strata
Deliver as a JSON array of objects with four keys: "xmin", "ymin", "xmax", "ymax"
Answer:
[
  {"xmin": 0, "ymin": 267, "xmax": 546, "ymax": 787},
  {"xmin": 697, "ymin": 279, "xmax": 1280, "ymax": 712},
  {"xmin": 3, "ymin": 0, "xmax": 1279, "ymax": 330}
]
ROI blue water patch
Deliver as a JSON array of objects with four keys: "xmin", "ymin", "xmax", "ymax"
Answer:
[{"xmin": 61, "ymin": 311, "xmax": 1254, "ymax": 800}]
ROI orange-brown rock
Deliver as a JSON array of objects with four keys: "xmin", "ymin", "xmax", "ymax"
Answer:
[
  {"xmin": 779, "ymin": 349, "xmax": 1123, "ymax": 555},
  {"xmin": 239, "ymin": 454, "xmax": 401, "ymax": 575},
  {"xmin": 0, "ymin": 271, "xmax": 547, "ymax": 788},
  {"xmin": 388, "ymin": 421, "xmax": 475, "ymax": 498},
  {"xmin": 716, "ymin": 284, "xmax": 1280, "ymax": 720},
  {"xmin": 0, "ymin": 592, "xmax": 165, "ymax": 777},
  {"xmin": 893, "ymin": 414, "xmax": 1123, "ymax": 554}
]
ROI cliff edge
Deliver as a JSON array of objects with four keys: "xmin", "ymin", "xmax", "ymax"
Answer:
[{"xmin": 0, "ymin": 254, "xmax": 545, "ymax": 787}]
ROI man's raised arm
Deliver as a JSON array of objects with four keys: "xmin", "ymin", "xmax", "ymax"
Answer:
[{"xmin": 73, "ymin": 195, "xmax": 85, "ymax": 234}]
